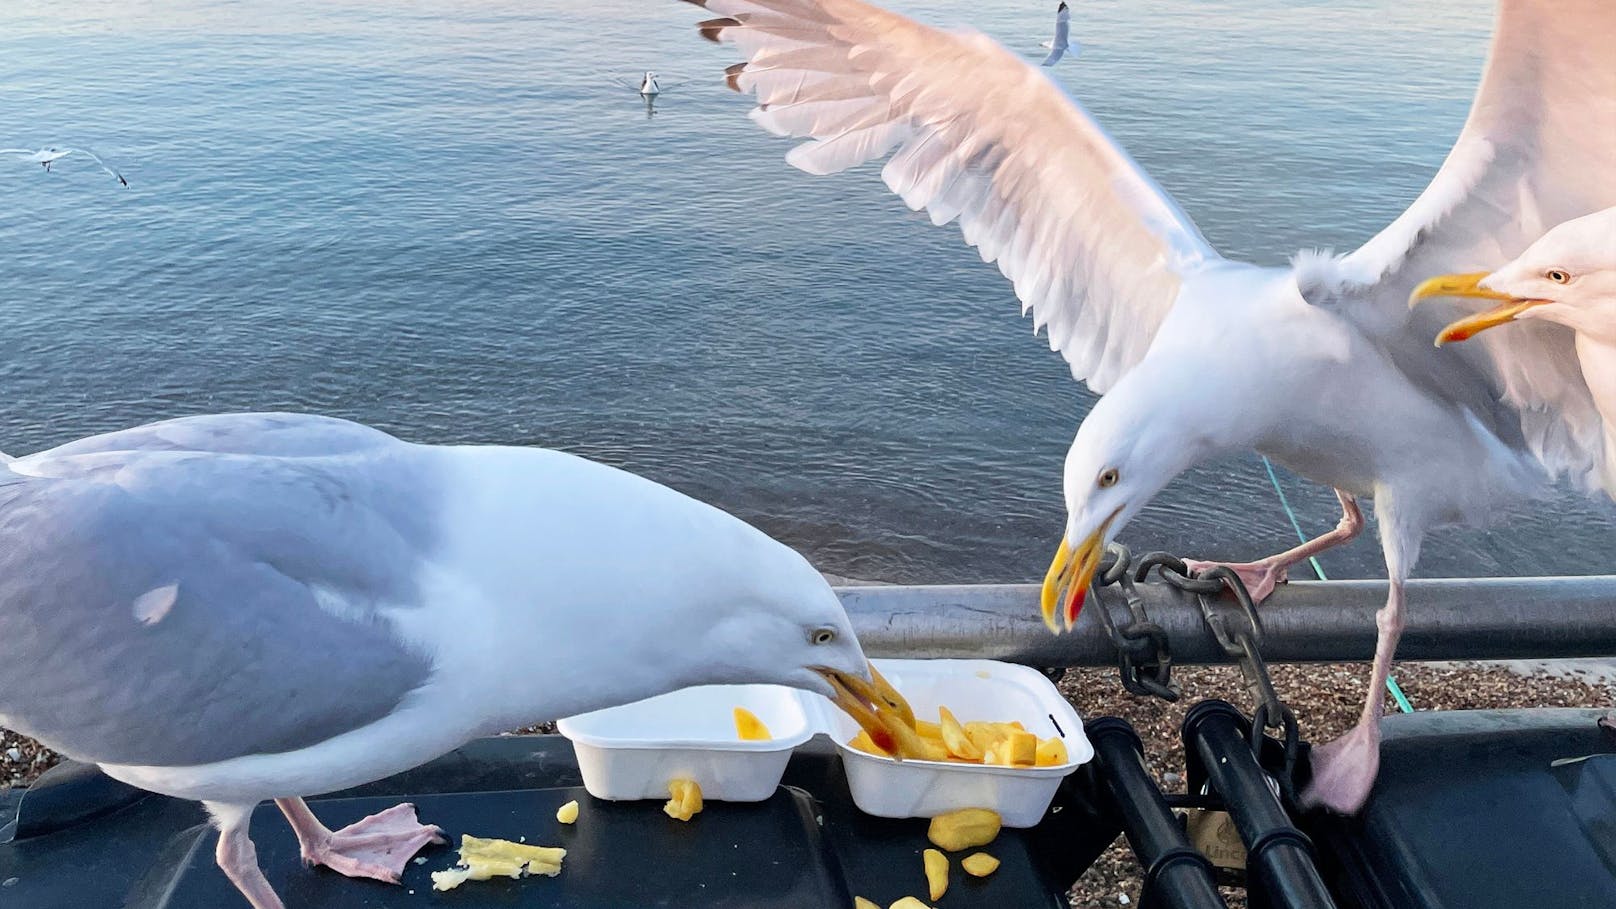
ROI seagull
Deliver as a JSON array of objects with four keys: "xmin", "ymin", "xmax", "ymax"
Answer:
[
  {"xmin": 0, "ymin": 412, "xmax": 894, "ymax": 909},
  {"xmin": 0, "ymin": 146, "xmax": 127, "ymax": 186},
  {"xmin": 1411, "ymin": 206, "xmax": 1616, "ymax": 496},
  {"xmin": 608, "ymin": 71, "xmax": 692, "ymax": 97},
  {"xmin": 1041, "ymin": 2, "xmax": 1077, "ymax": 66},
  {"xmin": 679, "ymin": 0, "xmax": 1616, "ymax": 813}
]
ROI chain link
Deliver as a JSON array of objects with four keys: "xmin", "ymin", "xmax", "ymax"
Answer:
[
  {"xmin": 1089, "ymin": 543, "xmax": 1180, "ymax": 701},
  {"xmin": 1090, "ymin": 545, "xmax": 1302, "ymax": 802}
]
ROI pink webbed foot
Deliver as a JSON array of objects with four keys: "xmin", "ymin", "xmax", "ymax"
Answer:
[
  {"xmin": 289, "ymin": 802, "xmax": 445, "ymax": 883},
  {"xmin": 1182, "ymin": 558, "xmax": 1288, "ymax": 603},
  {"xmin": 1300, "ymin": 722, "xmax": 1381, "ymax": 815}
]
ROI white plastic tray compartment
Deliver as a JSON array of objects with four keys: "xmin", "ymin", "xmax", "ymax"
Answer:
[{"xmin": 557, "ymin": 683, "xmax": 813, "ymax": 802}]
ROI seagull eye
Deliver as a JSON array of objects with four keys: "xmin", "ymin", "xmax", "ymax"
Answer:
[
  {"xmin": 1097, "ymin": 468, "xmax": 1120, "ymax": 489},
  {"xmin": 1546, "ymin": 269, "xmax": 1571, "ymax": 284},
  {"xmin": 810, "ymin": 627, "xmax": 837, "ymax": 645}
]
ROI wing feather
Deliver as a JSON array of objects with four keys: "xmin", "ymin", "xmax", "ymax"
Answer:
[{"xmin": 687, "ymin": 0, "xmax": 1220, "ymax": 393}]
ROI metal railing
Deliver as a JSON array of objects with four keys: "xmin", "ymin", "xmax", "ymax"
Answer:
[{"xmin": 836, "ymin": 572, "xmax": 1616, "ymax": 666}]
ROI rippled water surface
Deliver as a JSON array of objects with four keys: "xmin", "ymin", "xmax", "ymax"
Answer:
[{"xmin": 3, "ymin": 0, "xmax": 1612, "ymax": 583}]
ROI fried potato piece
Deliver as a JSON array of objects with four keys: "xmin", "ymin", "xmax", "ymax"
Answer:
[
  {"xmin": 914, "ymin": 719, "xmax": 944, "ymax": 740},
  {"xmin": 1035, "ymin": 737, "xmax": 1069, "ymax": 767},
  {"xmin": 430, "ymin": 835, "xmax": 566, "ymax": 891},
  {"xmin": 664, "ymin": 778, "xmax": 704, "ymax": 821},
  {"xmin": 927, "ymin": 808, "xmax": 1002, "ymax": 852},
  {"xmin": 938, "ymin": 706, "xmax": 984, "ymax": 761},
  {"xmin": 1006, "ymin": 730, "xmax": 1037, "ymax": 766},
  {"xmin": 854, "ymin": 898, "xmax": 881, "ymax": 909},
  {"xmin": 889, "ymin": 898, "xmax": 935, "ymax": 909},
  {"xmin": 923, "ymin": 848, "xmax": 949, "ymax": 900},
  {"xmin": 733, "ymin": 706, "xmax": 772, "ymax": 741},
  {"xmin": 961, "ymin": 852, "xmax": 1000, "ymax": 877},
  {"xmin": 555, "ymin": 800, "xmax": 579, "ymax": 824}
]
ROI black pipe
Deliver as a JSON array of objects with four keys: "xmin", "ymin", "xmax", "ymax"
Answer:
[
  {"xmin": 1086, "ymin": 717, "xmax": 1228, "ymax": 909},
  {"xmin": 1182, "ymin": 702, "xmax": 1335, "ymax": 909}
]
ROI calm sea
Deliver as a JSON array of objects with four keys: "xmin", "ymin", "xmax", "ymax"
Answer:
[{"xmin": 2, "ymin": 0, "xmax": 1612, "ymax": 583}]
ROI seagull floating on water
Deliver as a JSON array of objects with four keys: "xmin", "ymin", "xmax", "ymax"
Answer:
[
  {"xmin": 0, "ymin": 146, "xmax": 127, "ymax": 186},
  {"xmin": 1412, "ymin": 206, "xmax": 1616, "ymax": 496},
  {"xmin": 1040, "ymin": 2, "xmax": 1077, "ymax": 66},
  {"xmin": 681, "ymin": 0, "xmax": 1616, "ymax": 813},
  {"xmin": 0, "ymin": 412, "xmax": 889, "ymax": 909}
]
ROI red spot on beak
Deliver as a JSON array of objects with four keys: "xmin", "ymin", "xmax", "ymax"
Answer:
[{"xmin": 1064, "ymin": 584, "xmax": 1086, "ymax": 627}]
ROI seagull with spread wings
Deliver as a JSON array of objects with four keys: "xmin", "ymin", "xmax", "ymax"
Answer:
[
  {"xmin": 1, "ymin": 146, "xmax": 128, "ymax": 186},
  {"xmin": 679, "ymin": 0, "xmax": 1616, "ymax": 813},
  {"xmin": 1041, "ymin": 2, "xmax": 1077, "ymax": 66}
]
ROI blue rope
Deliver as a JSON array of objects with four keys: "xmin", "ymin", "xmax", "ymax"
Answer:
[{"xmin": 1259, "ymin": 456, "xmax": 1413, "ymax": 714}]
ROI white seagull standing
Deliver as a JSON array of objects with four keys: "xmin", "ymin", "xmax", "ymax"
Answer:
[
  {"xmin": 1412, "ymin": 206, "xmax": 1616, "ymax": 496},
  {"xmin": 1, "ymin": 146, "xmax": 127, "ymax": 186},
  {"xmin": 1041, "ymin": 2, "xmax": 1077, "ymax": 66},
  {"xmin": 680, "ymin": 0, "xmax": 1616, "ymax": 813},
  {"xmin": 0, "ymin": 413, "xmax": 893, "ymax": 909}
]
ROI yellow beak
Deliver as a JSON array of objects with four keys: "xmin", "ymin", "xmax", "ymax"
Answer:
[
  {"xmin": 1040, "ymin": 510, "xmax": 1116, "ymax": 634},
  {"xmin": 1408, "ymin": 272, "xmax": 1545, "ymax": 346},
  {"xmin": 817, "ymin": 667, "xmax": 904, "ymax": 757}
]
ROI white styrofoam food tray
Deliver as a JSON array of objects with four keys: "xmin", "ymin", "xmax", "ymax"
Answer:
[{"xmin": 557, "ymin": 658, "xmax": 1093, "ymax": 827}]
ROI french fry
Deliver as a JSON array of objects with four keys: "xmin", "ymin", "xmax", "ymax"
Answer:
[
  {"xmin": 923, "ymin": 848, "xmax": 949, "ymax": 901},
  {"xmin": 854, "ymin": 898, "xmax": 880, "ymax": 909},
  {"xmin": 430, "ymin": 835, "xmax": 566, "ymax": 891},
  {"xmin": 848, "ymin": 729, "xmax": 892, "ymax": 756},
  {"xmin": 555, "ymin": 800, "xmax": 579, "ymax": 824},
  {"xmin": 733, "ymin": 707, "xmax": 772, "ymax": 741},
  {"xmin": 961, "ymin": 852, "xmax": 1000, "ymax": 877},
  {"xmin": 1006, "ymin": 730, "xmax": 1037, "ymax": 766},
  {"xmin": 1035, "ymin": 736, "xmax": 1069, "ymax": 767},
  {"xmin": 889, "ymin": 898, "xmax": 934, "ymax": 909},
  {"xmin": 663, "ymin": 779, "xmax": 703, "ymax": 821},
  {"xmin": 938, "ymin": 706, "xmax": 984, "ymax": 761},
  {"xmin": 926, "ymin": 808, "xmax": 1002, "ymax": 852},
  {"xmin": 914, "ymin": 719, "xmax": 944, "ymax": 740}
]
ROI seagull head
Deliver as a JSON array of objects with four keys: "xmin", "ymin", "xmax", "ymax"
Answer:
[
  {"xmin": 1041, "ymin": 378, "xmax": 1213, "ymax": 632},
  {"xmin": 630, "ymin": 507, "xmax": 909, "ymax": 749},
  {"xmin": 1411, "ymin": 207, "xmax": 1616, "ymax": 345}
]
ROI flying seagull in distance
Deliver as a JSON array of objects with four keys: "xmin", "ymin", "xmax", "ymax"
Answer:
[
  {"xmin": 1, "ymin": 146, "xmax": 127, "ymax": 186},
  {"xmin": 1041, "ymin": 2, "xmax": 1077, "ymax": 66}
]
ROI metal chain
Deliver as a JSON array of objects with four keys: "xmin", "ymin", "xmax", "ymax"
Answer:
[
  {"xmin": 1131, "ymin": 551, "xmax": 1303, "ymax": 804},
  {"xmin": 1088, "ymin": 543, "xmax": 1180, "ymax": 701}
]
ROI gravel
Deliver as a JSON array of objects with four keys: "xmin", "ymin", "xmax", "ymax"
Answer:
[{"xmin": 4, "ymin": 660, "xmax": 1610, "ymax": 909}]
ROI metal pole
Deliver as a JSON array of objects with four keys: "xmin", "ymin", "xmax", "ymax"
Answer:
[{"xmin": 836, "ymin": 576, "xmax": 1616, "ymax": 666}]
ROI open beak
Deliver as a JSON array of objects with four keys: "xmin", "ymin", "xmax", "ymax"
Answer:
[
  {"xmin": 1408, "ymin": 272, "xmax": 1546, "ymax": 346},
  {"xmin": 1040, "ymin": 509, "xmax": 1118, "ymax": 634},
  {"xmin": 816, "ymin": 666, "xmax": 907, "ymax": 758}
]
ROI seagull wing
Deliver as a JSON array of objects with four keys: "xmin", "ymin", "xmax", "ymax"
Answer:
[
  {"xmin": 63, "ymin": 146, "xmax": 129, "ymax": 185},
  {"xmin": 689, "ymin": 0, "xmax": 1220, "ymax": 393},
  {"xmin": 1321, "ymin": 0, "xmax": 1616, "ymax": 489},
  {"xmin": 1042, "ymin": 4, "xmax": 1071, "ymax": 66}
]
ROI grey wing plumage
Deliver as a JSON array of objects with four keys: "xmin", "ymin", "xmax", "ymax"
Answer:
[{"xmin": 0, "ymin": 417, "xmax": 445, "ymax": 767}]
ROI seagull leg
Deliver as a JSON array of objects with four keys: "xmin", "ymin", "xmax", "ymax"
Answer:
[
  {"xmin": 206, "ymin": 801, "xmax": 286, "ymax": 909},
  {"xmin": 1301, "ymin": 576, "xmax": 1405, "ymax": 814},
  {"xmin": 1185, "ymin": 489, "xmax": 1362, "ymax": 602},
  {"xmin": 275, "ymin": 798, "xmax": 444, "ymax": 884}
]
